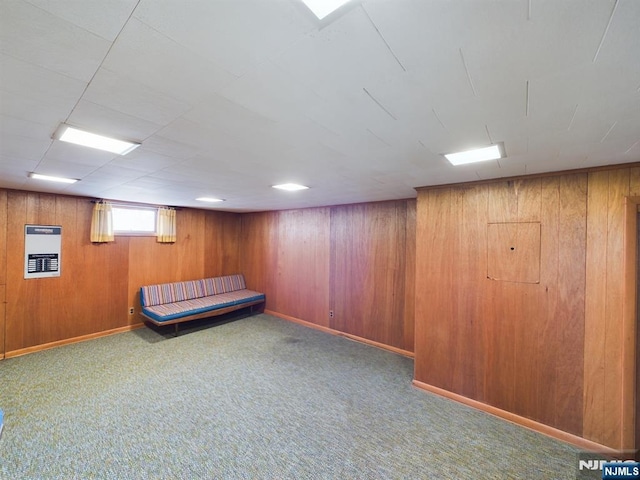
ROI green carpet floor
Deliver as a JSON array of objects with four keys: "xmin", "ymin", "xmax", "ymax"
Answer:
[{"xmin": 0, "ymin": 314, "xmax": 584, "ymax": 479}]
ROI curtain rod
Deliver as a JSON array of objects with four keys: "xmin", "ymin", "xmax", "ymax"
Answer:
[{"xmin": 90, "ymin": 199, "xmax": 182, "ymax": 210}]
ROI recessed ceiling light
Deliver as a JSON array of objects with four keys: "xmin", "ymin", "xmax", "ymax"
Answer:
[
  {"xmin": 196, "ymin": 197, "xmax": 225, "ymax": 203},
  {"xmin": 54, "ymin": 124, "xmax": 140, "ymax": 155},
  {"xmin": 28, "ymin": 172, "xmax": 78, "ymax": 184},
  {"xmin": 444, "ymin": 144, "xmax": 505, "ymax": 166},
  {"xmin": 301, "ymin": 0, "xmax": 352, "ymax": 19},
  {"xmin": 272, "ymin": 183, "xmax": 309, "ymax": 191}
]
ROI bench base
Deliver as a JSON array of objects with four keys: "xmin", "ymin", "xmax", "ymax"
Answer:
[{"xmin": 140, "ymin": 299, "xmax": 264, "ymax": 336}]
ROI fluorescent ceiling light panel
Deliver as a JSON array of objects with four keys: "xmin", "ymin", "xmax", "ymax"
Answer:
[
  {"xmin": 196, "ymin": 197, "xmax": 225, "ymax": 202},
  {"xmin": 29, "ymin": 172, "xmax": 78, "ymax": 184},
  {"xmin": 444, "ymin": 144, "xmax": 504, "ymax": 166},
  {"xmin": 272, "ymin": 183, "xmax": 309, "ymax": 191},
  {"xmin": 56, "ymin": 124, "xmax": 140, "ymax": 155},
  {"xmin": 301, "ymin": 0, "xmax": 352, "ymax": 19}
]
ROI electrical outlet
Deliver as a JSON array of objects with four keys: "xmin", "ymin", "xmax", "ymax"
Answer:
[
  {"xmin": 329, "ymin": 310, "xmax": 334, "ymax": 318},
  {"xmin": 129, "ymin": 307, "xmax": 134, "ymax": 315}
]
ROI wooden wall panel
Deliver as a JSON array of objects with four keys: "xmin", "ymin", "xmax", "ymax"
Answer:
[
  {"xmin": 6, "ymin": 191, "xmax": 27, "ymax": 350},
  {"xmin": 539, "ymin": 174, "xmax": 587, "ymax": 435},
  {"xmin": 584, "ymin": 169, "xmax": 631, "ymax": 449},
  {"xmin": 204, "ymin": 211, "xmax": 241, "ymax": 277},
  {"xmin": 273, "ymin": 208, "xmax": 331, "ymax": 327},
  {"xmin": 622, "ymin": 197, "xmax": 638, "ymax": 451},
  {"xmin": 241, "ymin": 200, "xmax": 415, "ymax": 352},
  {"xmin": 69, "ymin": 198, "xmax": 130, "ymax": 334},
  {"xmin": 415, "ymin": 188, "xmax": 454, "ymax": 386},
  {"xmin": 2, "ymin": 191, "xmax": 240, "ymax": 355},
  {"xmin": 174, "ymin": 208, "xmax": 206, "ymax": 279},
  {"xmin": 448, "ymin": 187, "xmax": 481, "ymax": 398},
  {"xmin": 403, "ymin": 200, "xmax": 416, "ymax": 352},
  {"xmin": 0, "ymin": 190, "xmax": 5, "ymax": 282},
  {"xmin": 630, "ymin": 167, "xmax": 640, "ymax": 196},
  {"xmin": 3, "ymin": 189, "xmax": 415, "ymax": 357},
  {"xmin": 0, "ymin": 284, "xmax": 4, "ymax": 359},
  {"xmin": 584, "ymin": 171, "xmax": 609, "ymax": 443},
  {"xmin": 512, "ymin": 185, "xmax": 549, "ymax": 423},
  {"xmin": 127, "ymin": 208, "xmax": 206, "ymax": 315},
  {"xmin": 415, "ymin": 172, "xmax": 594, "ymax": 446},
  {"xmin": 484, "ymin": 181, "xmax": 542, "ymax": 414},
  {"xmin": 455, "ymin": 186, "xmax": 488, "ymax": 401},
  {"xmin": 603, "ymin": 169, "xmax": 628, "ymax": 447},
  {"xmin": 533, "ymin": 177, "xmax": 561, "ymax": 428},
  {"xmin": 330, "ymin": 201, "xmax": 410, "ymax": 351},
  {"xmin": 486, "ymin": 178, "xmax": 541, "ymax": 223},
  {"xmin": 414, "ymin": 191, "xmax": 430, "ymax": 374},
  {"xmin": 0, "ymin": 190, "xmax": 6, "ymax": 358},
  {"xmin": 239, "ymin": 212, "xmax": 278, "ymax": 301},
  {"xmin": 440, "ymin": 188, "xmax": 463, "ymax": 394},
  {"xmin": 483, "ymin": 282, "xmax": 517, "ymax": 413},
  {"xmin": 634, "ymin": 204, "xmax": 640, "ymax": 456},
  {"xmin": 5, "ymin": 192, "xmax": 130, "ymax": 352}
]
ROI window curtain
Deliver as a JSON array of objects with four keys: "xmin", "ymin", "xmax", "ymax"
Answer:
[
  {"xmin": 156, "ymin": 207, "xmax": 176, "ymax": 243},
  {"xmin": 90, "ymin": 201, "xmax": 114, "ymax": 243}
]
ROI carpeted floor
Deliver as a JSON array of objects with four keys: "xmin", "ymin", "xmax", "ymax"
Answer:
[{"xmin": 0, "ymin": 314, "xmax": 584, "ymax": 479}]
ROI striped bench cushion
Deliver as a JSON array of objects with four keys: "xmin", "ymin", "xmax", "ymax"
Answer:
[
  {"xmin": 142, "ymin": 289, "xmax": 265, "ymax": 322},
  {"xmin": 141, "ymin": 274, "xmax": 247, "ymax": 307}
]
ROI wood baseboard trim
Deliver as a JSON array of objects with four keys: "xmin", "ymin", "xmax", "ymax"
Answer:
[
  {"xmin": 412, "ymin": 379, "xmax": 622, "ymax": 456},
  {"xmin": 264, "ymin": 309, "xmax": 414, "ymax": 358},
  {"xmin": 4, "ymin": 323, "xmax": 146, "ymax": 359}
]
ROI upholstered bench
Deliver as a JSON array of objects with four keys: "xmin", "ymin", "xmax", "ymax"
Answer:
[{"xmin": 139, "ymin": 274, "xmax": 265, "ymax": 336}]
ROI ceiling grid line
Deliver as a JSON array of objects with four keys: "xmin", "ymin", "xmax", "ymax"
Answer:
[
  {"xmin": 366, "ymin": 128, "xmax": 392, "ymax": 147},
  {"xmin": 362, "ymin": 88, "xmax": 397, "ymax": 121},
  {"xmin": 600, "ymin": 121, "xmax": 618, "ymax": 143},
  {"xmin": 431, "ymin": 109, "xmax": 448, "ymax": 132},
  {"xmin": 485, "ymin": 125, "xmax": 493, "ymax": 144},
  {"xmin": 567, "ymin": 104, "xmax": 579, "ymax": 131},
  {"xmin": 592, "ymin": 0, "xmax": 619, "ymax": 63},
  {"xmin": 625, "ymin": 141, "xmax": 639, "ymax": 155},
  {"xmin": 458, "ymin": 48, "xmax": 478, "ymax": 96},
  {"xmin": 360, "ymin": 4, "xmax": 406, "ymax": 73}
]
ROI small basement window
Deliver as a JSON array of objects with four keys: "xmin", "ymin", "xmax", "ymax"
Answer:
[{"xmin": 112, "ymin": 205, "xmax": 157, "ymax": 235}]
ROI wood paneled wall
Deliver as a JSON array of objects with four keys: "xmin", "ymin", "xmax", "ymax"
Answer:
[
  {"xmin": 274, "ymin": 208, "xmax": 331, "ymax": 327},
  {"xmin": 414, "ymin": 166, "xmax": 640, "ymax": 452},
  {"xmin": 240, "ymin": 200, "xmax": 415, "ymax": 353},
  {"xmin": 239, "ymin": 212, "xmax": 278, "ymax": 296},
  {"xmin": 0, "ymin": 190, "xmax": 241, "ymax": 356},
  {"xmin": 0, "ymin": 190, "xmax": 6, "ymax": 359},
  {"xmin": 584, "ymin": 169, "xmax": 637, "ymax": 451},
  {"xmin": 5, "ymin": 192, "xmax": 130, "ymax": 353},
  {"xmin": 3, "ymin": 162, "xmax": 637, "ymax": 451},
  {"xmin": 330, "ymin": 201, "xmax": 413, "ymax": 350},
  {"xmin": 204, "ymin": 211, "xmax": 241, "ymax": 277}
]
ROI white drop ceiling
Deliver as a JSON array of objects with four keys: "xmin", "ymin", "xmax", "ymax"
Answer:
[{"xmin": 1, "ymin": 0, "xmax": 638, "ymax": 212}]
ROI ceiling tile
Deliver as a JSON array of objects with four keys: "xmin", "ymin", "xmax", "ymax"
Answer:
[
  {"xmin": 133, "ymin": 0, "xmax": 314, "ymax": 77},
  {"xmin": 25, "ymin": 0, "xmax": 138, "ymax": 41},
  {"xmin": 102, "ymin": 18, "xmax": 238, "ymax": 104},
  {"xmin": 46, "ymin": 142, "xmax": 114, "ymax": 169},
  {"xmin": 82, "ymin": 68, "xmax": 192, "ymax": 126},
  {"xmin": 0, "ymin": 0, "xmax": 111, "ymax": 81},
  {"xmin": 68, "ymin": 99, "xmax": 163, "ymax": 142},
  {"xmin": 0, "ymin": 0, "xmax": 638, "ymax": 211}
]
